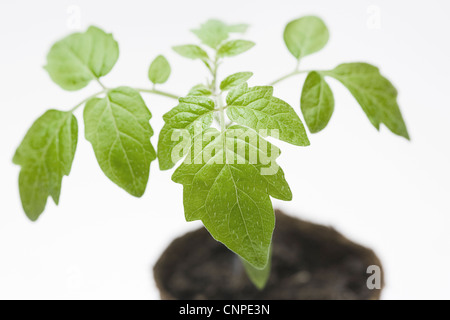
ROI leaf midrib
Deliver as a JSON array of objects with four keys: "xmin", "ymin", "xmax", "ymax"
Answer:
[
  {"xmin": 227, "ymin": 165, "xmax": 262, "ymax": 259},
  {"xmin": 105, "ymin": 96, "xmax": 139, "ymax": 193},
  {"xmin": 63, "ymin": 40, "xmax": 98, "ymax": 81},
  {"xmin": 36, "ymin": 113, "xmax": 72, "ymax": 168}
]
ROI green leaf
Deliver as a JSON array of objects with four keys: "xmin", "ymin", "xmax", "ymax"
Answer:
[
  {"xmin": 158, "ymin": 96, "xmax": 215, "ymax": 170},
  {"xmin": 220, "ymin": 72, "xmax": 253, "ymax": 91},
  {"xmin": 191, "ymin": 19, "xmax": 229, "ymax": 49},
  {"xmin": 301, "ymin": 71, "xmax": 335, "ymax": 133},
  {"xmin": 84, "ymin": 87, "xmax": 156, "ymax": 197},
  {"xmin": 227, "ymin": 24, "xmax": 250, "ymax": 33},
  {"xmin": 13, "ymin": 110, "xmax": 78, "ymax": 221},
  {"xmin": 45, "ymin": 26, "xmax": 119, "ymax": 91},
  {"xmin": 172, "ymin": 45, "xmax": 209, "ymax": 61},
  {"xmin": 283, "ymin": 16, "xmax": 329, "ymax": 59},
  {"xmin": 242, "ymin": 246, "xmax": 272, "ymax": 289},
  {"xmin": 172, "ymin": 126, "xmax": 292, "ymax": 268},
  {"xmin": 325, "ymin": 63, "xmax": 409, "ymax": 139},
  {"xmin": 187, "ymin": 84, "xmax": 212, "ymax": 97},
  {"xmin": 191, "ymin": 20, "xmax": 251, "ymax": 49},
  {"xmin": 217, "ymin": 40, "xmax": 255, "ymax": 58},
  {"xmin": 148, "ymin": 55, "xmax": 171, "ymax": 84},
  {"xmin": 226, "ymin": 83, "xmax": 310, "ymax": 146}
]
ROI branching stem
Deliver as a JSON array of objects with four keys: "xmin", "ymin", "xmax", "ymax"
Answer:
[
  {"xmin": 136, "ymin": 88, "xmax": 180, "ymax": 100},
  {"xmin": 269, "ymin": 69, "xmax": 311, "ymax": 86},
  {"xmin": 70, "ymin": 90, "xmax": 107, "ymax": 113},
  {"xmin": 69, "ymin": 87, "xmax": 179, "ymax": 114},
  {"xmin": 208, "ymin": 54, "xmax": 228, "ymax": 132}
]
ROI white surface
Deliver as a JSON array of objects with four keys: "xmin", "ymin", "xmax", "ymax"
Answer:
[{"xmin": 0, "ymin": 0, "xmax": 449, "ymax": 300}]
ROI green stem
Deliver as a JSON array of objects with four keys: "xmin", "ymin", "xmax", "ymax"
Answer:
[
  {"xmin": 210, "ymin": 56, "xmax": 219, "ymax": 93},
  {"xmin": 69, "ymin": 86, "xmax": 180, "ymax": 114},
  {"xmin": 295, "ymin": 58, "xmax": 301, "ymax": 71},
  {"xmin": 269, "ymin": 69, "xmax": 311, "ymax": 86},
  {"xmin": 70, "ymin": 90, "xmax": 107, "ymax": 113},
  {"xmin": 96, "ymin": 78, "xmax": 107, "ymax": 90},
  {"xmin": 217, "ymin": 95, "xmax": 225, "ymax": 132},
  {"xmin": 208, "ymin": 53, "xmax": 227, "ymax": 132},
  {"xmin": 135, "ymin": 88, "xmax": 180, "ymax": 100}
]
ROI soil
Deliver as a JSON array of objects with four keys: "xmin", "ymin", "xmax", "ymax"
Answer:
[{"xmin": 153, "ymin": 210, "xmax": 384, "ymax": 300}]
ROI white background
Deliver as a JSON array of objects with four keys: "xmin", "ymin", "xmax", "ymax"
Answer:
[{"xmin": 0, "ymin": 0, "xmax": 449, "ymax": 300}]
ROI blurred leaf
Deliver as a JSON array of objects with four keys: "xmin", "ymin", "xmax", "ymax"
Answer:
[
  {"xmin": 45, "ymin": 26, "xmax": 119, "ymax": 91},
  {"xmin": 187, "ymin": 84, "xmax": 213, "ymax": 97},
  {"xmin": 217, "ymin": 40, "xmax": 255, "ymax": 58},
  {"xmin": 283, "ymin": 16, "xmax": 329, "ymax": 59},
  {"xmin": 13, "ymin": 110, "xmax": 78, "ymax": 220},
  {"xmin": 173, "ymin": 45, "xmax": 209, "ymax": 61},
  {"xmin": 220, "ymin": 72, "xmax": 253, "ymax": 91},
  {"xmin": 227, "ymin": 23, "xmax": 250, "ymax": 33},
  {"xmin": 191, "ymin": 19, "xmax": 229, "ymax": 49},
  {"xmin": 172, "ymin": 126, "xmax": 291, "ymax": 268},
  {"xmin": 242, "ymin": 246, "xmax": 272, "ymax": 289},
  {"xmin": 148, "ymin": 55, "xmax": 171, "ymax": 84}
]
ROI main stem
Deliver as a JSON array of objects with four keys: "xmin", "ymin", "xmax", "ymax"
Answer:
[
  {"xmin": 217, "ymin": 95, "xmax": 225, "ymax": 132},
  {"xmin": 209, "ymin": 55, "xmax": 226, "ymax": 132},
  {"xmin": 207, "ymin": 52, "xmax": 275, "ymax": 290}
]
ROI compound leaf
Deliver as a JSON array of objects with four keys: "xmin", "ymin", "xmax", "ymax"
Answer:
[{"xmin": 172, "ymin": 126, "xmax": 292, "ymax": 268}]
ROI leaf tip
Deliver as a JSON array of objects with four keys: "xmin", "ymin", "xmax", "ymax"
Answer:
[
  {"xmin": 285, "ymin": 191, "xmax": 293, "ymax": 202},
  {"xmin": 12, "ymin": 150, "xmax": 20, "ymax": 166},
  {"xmin": 159, "ymin": 161, "xmax": 174, "ymax": 172},
  {"xmin": 294, "ymin": 134, "xmax": 311, "ymax": 147},
  {"xmin": 24, "ymin": 207, "xmax": 43, "ymax": 223},
  {"xmin": 26, "ymin": 215, "xmax": 40, "ymax": 223},
  {"xmin": 129, "ymin": 188, "xmax": 146, "ymax": 198},
  {"xmin": 401, "ymin": 129, "xmax": 411, "ymax": 141},
  {"xmin": 51, "ymin": 194, "xmax": 60, "ymax": 206}
]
